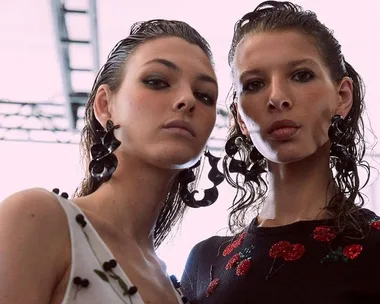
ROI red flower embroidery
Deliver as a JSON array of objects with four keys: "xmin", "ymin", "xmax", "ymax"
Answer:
[
  {"xmin": 313, "ymin": 226, "xmax": 337, "ymax": 242},
  {"xmin": 225, "ymin": 253, "xmax": 240, "ymax": 270},
  {"xmin": 222, "ymin": 232, "xmax": 247, "ymax": 256},
  {"xmin": 269, "ymin": 241, "xmax": 305, "ymax": 261},
  {"xmin": 269, "ymin": 241, "xmax": 291, "ymax": 258},
  {"xmin": 206, "ymin": 278, "xmax": 220, "ymax": 297},
  {"xmin": 283, "ymin": 244, "xmax": 305, "ymax": 261},
  {"xmin": 236, "ymin": 259, "xmax": 251, "ymax": 276},
  {"xmin": 370, "ymin": 221, "xmax": 380, "ymax": 230},
  {"xmin": 343, "ymin": 244, "xmax": 363, "ymax": 260},
  {"xmin": 222, "ymin": 243, "xmax": 235, "ymax": 256}
]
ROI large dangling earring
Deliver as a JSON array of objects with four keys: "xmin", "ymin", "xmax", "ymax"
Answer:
[
  {"xmin": 328, "ymin": 115, "xmax": 354, "ymax": 172},
  {"xmin": 178, "ymin": 150, "xmax": 224, "ymax": 208},
  {"xmin": 89, "ymin": 120, "xmax": 121, "ymax": 183},
  {"xmin": 225, "ymin": 135, "xmax": 266, "ymax": 185}
]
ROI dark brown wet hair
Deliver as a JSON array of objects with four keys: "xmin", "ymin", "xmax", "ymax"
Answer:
[{"xmin": 74, "ymin": 19, "xmax": 214, "ymax": 247}]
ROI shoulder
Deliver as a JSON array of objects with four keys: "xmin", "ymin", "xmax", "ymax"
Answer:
[
  {"xmin": 0, "ymin": 187, "xmax": 70, "ymax": 245},
  {"xmin": 0, "ymin": 188, "xmax": 71, "ymax": 303},
  {"xmin": 360, "ymin": 208, "xmax": 380, "ymax": 237},
  {"xmin": 358, "ymin": 207, "xmax": 379, "ymax": 221},
  {"xmin": 344, "ymin": 208, "xmax": 380, "ymax": 255},
  {"xmin": 0, "ymin": 187, "xmax": 67, "ymax": 222},
  {"xmin": 355, "ymin": 207, "xmax": 380, "ymax": 234},
  {"xmin": 198, "ymin": 235, "xmax": 233, "ymax": 254},
  {"xmin": 185, "ymin": 235, "xmax": 233, "ymax": 268},
  {"xmin": 181, "ymin": 235, "xmax": 232, "ymax": 296}
]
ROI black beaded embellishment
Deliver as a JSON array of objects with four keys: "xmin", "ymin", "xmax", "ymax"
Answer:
[
  {"xmin": 73, "ymin": 276, "xmax": 90, "ymax": 288},
  {"xmin": 103, "ymin": 259, "xmax": 117, "ymax": 271},
  {"xmin": 169, "ymin": 274, "xmax": 181, "ymax": 289},
  {"xmin": 75, "ymin": 214, "xmax": 87, "ymax": 228},
  {"xmin": 52, "ymin": 188, "xmax": 69, "ymax": 199}
]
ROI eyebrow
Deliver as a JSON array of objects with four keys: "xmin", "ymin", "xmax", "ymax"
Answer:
[
  {"xmin": 145, "ymin": 58, "xmax": 180, "ymax": 71},
  {"xmin": 238, "ymin": 58, "xmax": 319, "ymax": 82},
  {"xmin": 144, "ymin": 58, "xmax": 218, "ymax": 87},
  {"xmin": 287, "ymin": 58, "xmax": 319, "ymax": 68},
  {"xmin": 239, "ymin": 68, "xmax": 262, "ymax": 83}
]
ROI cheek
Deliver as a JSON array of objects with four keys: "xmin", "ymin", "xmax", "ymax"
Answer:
[
  {"xmin": 305, "ymin": 92, "xmax": 336, "ymax": 143},
  {"xmin": 238, "ymin": 101, "xmax": 261, "ymax": 132},
  {"xmin": 200, "ymin": 109, "xmax": 217, "ymax": 137},
  {"xmin": 310, "ymin": 107, "xmax": 333, "ymax": 141},
  {"xmin": 122, "ymin": 92, "xmax": 161, "ymax": 121}
]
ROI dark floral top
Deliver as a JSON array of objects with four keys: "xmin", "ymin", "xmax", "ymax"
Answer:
[{"xmin": 181, "ymin": 208, "xmax": 380, "ymax": 304}]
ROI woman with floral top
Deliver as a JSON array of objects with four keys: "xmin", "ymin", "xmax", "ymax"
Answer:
[
  {"xmin": 181, "ymin": 2, "xmax": 380, "ymax": 303},
  {"xmin": 0, "ymin": 20, "xmax": 223, "ymax": 304}
]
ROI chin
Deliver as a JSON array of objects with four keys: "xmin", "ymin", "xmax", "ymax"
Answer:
[
  {"xmin": 266, "ymin": 153, "xmax": 300, "ymax": 164},
  {"xmin": 262, "ymin": 137, "xmax": 328, "ymax": 165},
  {"xmin": 175, "ymin": 151, "xmax": 203, "ymax": 168},
  {"xmin": 273, "ymin": 155, "xmax": 305, "ymax": 164},
  {"xmin": 268, "ymin": 147, "xmax": 320, "ymax": 165},
  {"xmin": 152, "ymin": 149, "xmax": 203, "ymax": 170}
]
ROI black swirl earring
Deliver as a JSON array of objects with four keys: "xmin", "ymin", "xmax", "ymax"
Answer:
[
  {"xmin": 328, "ymin": 114, "xmax": 354, "ymax": 172},
  {"xmin": 178, "ymin": 150, "xmax": 224, "ymax": 208},
  {"xmin": 225, "ymin": 135, "xmax": 266, "ymax": 185},
  {"xmin": 89, "ymin": 120, "xmax": 121, "ymax": 183}
]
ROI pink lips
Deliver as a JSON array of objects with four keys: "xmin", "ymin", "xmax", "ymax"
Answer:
[
  {"xmin": 267, "ymin": 119, "xmax": 300, "ymax": 140},
  {"xmin": 163, "ymin": 120, "xmax": 196, "ymax": 137}
]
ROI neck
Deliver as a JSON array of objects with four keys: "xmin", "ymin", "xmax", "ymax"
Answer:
[
  {"xmin": 78, "ymin": 154, "xmax": 178, "ymax": 250},
  {"xmin": 259, "ymin": 143, "xmax": 335, "ymax": 226}
]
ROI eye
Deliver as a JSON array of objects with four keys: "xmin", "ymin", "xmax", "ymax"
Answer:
[
  {"xmin": 194, "ymin": 92, "xmax": 215, "ymax": 106},
  {"xmin": 143, "ymin": 78, "xmax": 169, "ymax": 90},
  {"xmin": 292, "ymin": 70, "xmax": 314, "ymax": 82},
  {"xmin": 242, "ymin": 80, "xmax": 265, "ymax": 93}
]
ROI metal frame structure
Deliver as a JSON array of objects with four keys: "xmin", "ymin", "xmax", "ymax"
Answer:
[
  {"xmin": 0, "ymin": 0, "xmax": 229, "ymax": 149},
  {"xmin": 0, "ymin": 0, "xmax": 99, "ymax": 144},
  {"xmin": 0, "ymin": 100, "xmax": 228, "ymax": 146},
  {"xmin": 0, "ymin": 100, "xmax": 81, "ymax": 144},
  {"xmin": 51, "ymin": 0, "xmax": 100, "ymax": 130}
]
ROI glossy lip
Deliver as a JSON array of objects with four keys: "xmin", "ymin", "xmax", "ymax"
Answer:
[
  {"xmin": 267, "ymin": 119, "xmax": 301, "ymax": 135},
  {"xmin": 163, "ymin": 119, "xmax": 196, "ymax": 137}
]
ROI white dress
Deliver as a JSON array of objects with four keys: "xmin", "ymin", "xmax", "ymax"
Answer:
[{"xmin": 53, "ymin": 194, "xmax": 187, "ymax": 304}]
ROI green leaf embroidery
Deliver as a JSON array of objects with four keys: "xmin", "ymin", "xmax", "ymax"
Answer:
[
  {"xmin": 117, "ymin": 277, "xmax": 130, "ymax": 295},
  {"xmin": 109, "ymin": 273, "xmax": 119, "ymax": 280},
  {"xmin": 94, "ymin": 269, "xmax": 109, "ymax": 282},
  {"xmin": 95, "ymin": 269, "xmax": 130, "ymax": 297}
]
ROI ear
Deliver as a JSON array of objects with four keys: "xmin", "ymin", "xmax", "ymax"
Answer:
[
  {"xmin": 335, "ymin": 76, "xmax": 353, "ymax": 118},
  {"xmin": 234, "ymin": 102, "xmax": 249, "ymax": 137},
  {"xmin": 93, "ymin": 84, "xmax": 113, "ymax": 128}
]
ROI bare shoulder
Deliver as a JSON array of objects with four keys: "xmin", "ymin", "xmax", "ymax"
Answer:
[
  {"xmin": 0, "ymin": 187, "xmax": 70, "ymax": 235},
  {"xmin": 0, "ymin": 187, "xmax": 66, "ymax": 215},
  {"xmin": 0, "ymin": 188, "xmax": 70, "ymax": 303}
]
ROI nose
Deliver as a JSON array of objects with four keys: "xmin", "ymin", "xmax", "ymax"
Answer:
[
  {"xmin": 173, "ymin": 88, "xmax": 196, "ymax": 113},
  {"xmin": 267, "ymin": 78, "xmax": 293, "ymax": 111}
]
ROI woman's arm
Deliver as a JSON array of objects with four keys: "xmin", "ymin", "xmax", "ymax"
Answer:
[{"xmin": 0, "ymin": 188, "xmax": 69, "ymax": 304}]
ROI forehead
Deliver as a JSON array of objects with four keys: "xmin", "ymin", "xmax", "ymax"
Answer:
[
  {"xmin": 234, "ymin": 30, "xmax": 324, "ymax": 73},
  {"xmin": 126, "ymin": 36, "xmax": 214, "ymax": 74}
]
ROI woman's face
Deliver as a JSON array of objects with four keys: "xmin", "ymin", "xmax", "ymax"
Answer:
[
  {"xmin": 232, "ymin": 29, "xmax": 352, "ymax": 164},
  {"xmin": 96, "ymin": 36, "xmax": 218, "ymax": 169}
]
